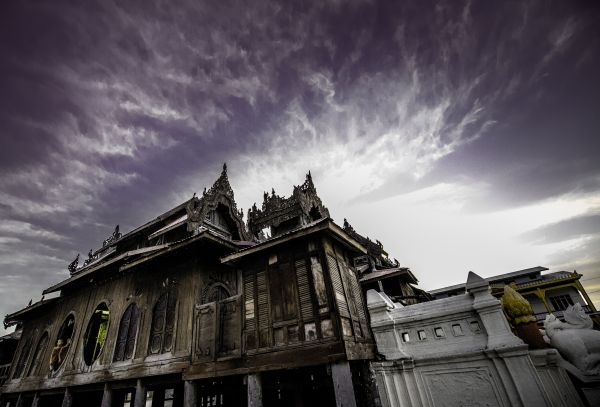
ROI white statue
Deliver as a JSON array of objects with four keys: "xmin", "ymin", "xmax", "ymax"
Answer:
[{"xmin": 544, "ymin": 303, "xmax": 600, "ymax": 375}]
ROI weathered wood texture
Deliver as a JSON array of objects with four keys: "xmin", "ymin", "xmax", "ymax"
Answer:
[{"xmin": 2, "ymin": 232, "xmax": 374, "ymax": 397}]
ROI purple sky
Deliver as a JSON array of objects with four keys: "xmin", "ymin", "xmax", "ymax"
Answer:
[{"xmin": 1, "ymin": 0, "xmax": 600, "ymax": 333}]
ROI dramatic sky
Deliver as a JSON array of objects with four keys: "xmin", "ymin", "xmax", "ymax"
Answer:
[{"xmin": 1, "ymin": 0, "xmax": 599, "ymax": 333}]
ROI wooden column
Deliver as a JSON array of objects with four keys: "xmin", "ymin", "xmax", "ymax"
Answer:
[
  {"xmin": 331, "ymin": 361, "xmax": 357, "ymax": 407},
  {"xmin": 14, "ymin": 394, "xmax": 23, "ymax": 407},
  {"xmin": 31, "ymin": 393, "xmax": 40, "ymax": 407},
  {"xmin": 101, "ymin": 383, "xmax": 112, "ymax": 407},
  {"xmin": 183, "ymin": 381, "xmax": 197, "ymax": 407},
  {"xmin": 133, "ymin": 379, "xmax": 146, "ymax": 407},
  {"xmin": 247, "ymin": 373, "xmax": 263, "ymax": 407},
  {"xmin": 61, "ymin": 388, "xmax": 73, "ymax": 407}
]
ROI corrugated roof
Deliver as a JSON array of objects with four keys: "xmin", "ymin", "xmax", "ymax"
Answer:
[{"xmin": 428, "ymin": 266, "xmax": 549, "ymax": 295}]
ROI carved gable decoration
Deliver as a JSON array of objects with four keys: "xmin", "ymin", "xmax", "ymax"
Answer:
[
  {"xmin": 185, "ymin": 164, "xmax": 249, "ymax": 241},
  {"xmin": 247, "ymin": 171, "xmax": 330, "ymax": 239}
]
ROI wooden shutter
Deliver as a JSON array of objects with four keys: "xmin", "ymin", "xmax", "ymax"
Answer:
[
  {"xmin": 243, "ymin": 271, "xmax": 257, "ymax": 350},
  {"xmin": 124, "ymin": 305, "xmax": 139, "ymax": 359},
  {"xmin": 12, "ymin": 336, "xmax": 32, "ymax": 378},
  {"xmin": 327, "ymin": 254, "xmax": 349, "ymax": 317},
  {"xmin": 194, "ymin": 302, "xmax": 216, "ymax": 363},
  {"xmin": 163, "ymin": 292, "xmax": 177, "ymax": 352},
  {"xmin": 149, "ymin": 293, "xmax": 167, "ymax": 354},
  {"xmin": 217, "ymin": 295, "xmax": 242, "ymax": 358},
  {"xmin": 295, "ymin": 259, "xmax": 313, "ymax": 321},
  {"xmin": 27, "ymin": 333, "xmax": 48, "ymax": 377},
  {"xmin": 114, "ymin": 304, "xmax": 132, "ymax": 361},
  {"xmin": 257, "ymin": 270, "xmax": 270, "ymax": 347}
]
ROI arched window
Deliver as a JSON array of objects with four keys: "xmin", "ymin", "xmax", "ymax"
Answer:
[
  {"xmin": 148, "ymin": 290, "xmax": 177, "ymax": 355},
  {"xmin": 82, "ymin": 303, "xmax": 110, "ymax": 366},
  {"xmin": 50, "ymin": 314, "xmax": 75, "ymax": 372},
  {"xmin": 113, "ymin": 303, "xmax": 140, "ymax": 362},
  {"xmin": 12, "ymin": 335, "xmax": 33, "ymax": 378},
  {"xmin": 206, "ymin": 284, "xmax": 231, "ymax": 303},
  {"xmin": 27, "ymin": 332, "xmax": 49, "ymax": 377}
]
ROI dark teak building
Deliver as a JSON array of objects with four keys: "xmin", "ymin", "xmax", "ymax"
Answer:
[{"xmin": 0, "ymin": 166, "xmax": 424, "ymax": 407}]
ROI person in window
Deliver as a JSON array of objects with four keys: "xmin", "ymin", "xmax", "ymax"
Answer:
[
  {"xmin": 49, "ymin": 339, "xmax": 63, "ymax": 371},
  {"xmin": 58, "ymin": 338, "xmax": 71, "ymax": 365}
]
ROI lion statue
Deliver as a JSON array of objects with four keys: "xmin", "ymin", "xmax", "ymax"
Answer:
[{"xmin": 544, "ymin": 303, "xmax": 600, "ymax": 375}]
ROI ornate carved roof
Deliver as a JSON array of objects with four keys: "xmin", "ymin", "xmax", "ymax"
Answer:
[
  {"xmin": 247, "ymin": 171, "xmax": 330, "ymax": 239},
  {"xmin": 186, "ymin": 163, "xmax": 249, "ymax": 241},
  {"xmin": 343, "ymin": 218, "xmax": 396, "ymax": 269}
]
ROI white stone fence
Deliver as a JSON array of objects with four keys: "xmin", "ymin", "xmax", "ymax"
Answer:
[{"xmin": 367, "ymin": 272, "xmax": 583, "ymax": 407}]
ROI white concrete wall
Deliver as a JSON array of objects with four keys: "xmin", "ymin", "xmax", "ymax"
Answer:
[{"xmin": 367, "ymin": 272, "xmax": 584, "ymax": 407}]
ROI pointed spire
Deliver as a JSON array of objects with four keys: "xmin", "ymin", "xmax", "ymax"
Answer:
[{"xmin": 222, "ymin": 162, "xmax": 228, "ymax": 174}]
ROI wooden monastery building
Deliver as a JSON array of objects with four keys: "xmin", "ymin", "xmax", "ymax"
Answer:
[{"xmin": 0, "ymin": 165, "xmax": 427, "ymax": 407}]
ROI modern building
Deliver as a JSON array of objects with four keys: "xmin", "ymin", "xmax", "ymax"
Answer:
[
  {"xmin": 429, "ymin": 266, "xmax": 600, "ymax": 326},
  {"xmin": 0, "ymin": 166, "xmax": 423, "ymax": 407}
]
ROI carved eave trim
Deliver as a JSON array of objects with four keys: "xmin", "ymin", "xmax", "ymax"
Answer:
[
  {"xmin": 221, "ymin": 218, "xmax": 367, "ymax": 264},
  {"xmin": 43, "ymin": 245, "xmax": 168, "ymax": 295},
  {"xmin": 4, "ymin": 297, "xmax": 60, "ymax": 326}
]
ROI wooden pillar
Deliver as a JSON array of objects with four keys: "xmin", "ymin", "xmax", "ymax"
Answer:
[
  {"xmin": 247, "ymin": 373, "xmax": 263, "ymax": 407},
  {"xmin": 100, "ymin": 383, "xmax": 112, "ymax": 407},
  {"xmin": 183, "ymin": 380, "xmax": 197, "ymax": 407},
  {"xmin": 330, "ymin": 361, "xmax": 357, "ymax": 407},
  {"xmin": 31, "ymin": 393, "xmax": 40, "ymax": 407},
  {"xmin": 14, "ymin": 394, "xmax": 23, "ymax": 407},
  {"xmin": 133, "ymin": 379, "xmax": 146, "ymax": 407},
  {"xmin": 61, "ymin": 388, "xmax": 73, "ymax": 407}
]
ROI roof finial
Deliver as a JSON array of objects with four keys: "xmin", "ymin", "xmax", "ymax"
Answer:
[{"xmin": 222, "ymin": 162, "xmax": 227, "ymax": 174}]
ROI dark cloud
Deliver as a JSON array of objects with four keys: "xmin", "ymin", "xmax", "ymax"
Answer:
[
  {"xmin": 1, "ymin": 0, "xmax": 599, "ymax": 330},
  {"xmin": 521, "ymin": 213, "xmax": 600, "ymax": 244}
]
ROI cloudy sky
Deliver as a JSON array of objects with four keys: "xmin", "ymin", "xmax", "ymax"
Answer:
[{"xmin": 1, "ymin": 0, "xmax": 599, "ymax": 333}]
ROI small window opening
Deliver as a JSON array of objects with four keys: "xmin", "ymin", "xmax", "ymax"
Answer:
[
  {"xmin": 452, "ymin": 324, "xmax": 463, "ymax": 336},
  {"xmin": 434, "ymin": 327, "xmax": 445, "ymax": 338},
  {"xmin": 401, "ymin": 332, "xmax": 410, "ymax": 342},
  {"xmin": 417, "ymin": 330, "xmax": 427, "ymax": 340},
  {"xmin": 470, "ymin": 321, "xmax": 481, "ymax": 333}
]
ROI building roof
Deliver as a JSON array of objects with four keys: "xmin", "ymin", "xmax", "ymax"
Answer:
[
  {"xmin": 359, "ymin": 267, "xmax": 418, "ymax": 285},
  {"xmin": 221, "ymin": 218, "xmax": 367, "ymax": 264},
  {"xmin": 4, "ymin": 297, "xmax": 60, "ymax": 327},
  {"xmin": 43, "ymin": 229, "xmax": 239, "ymax": 295},
  {"xmin": 429, "ymin": 266, "xmax": 549, "ymax": 295}
]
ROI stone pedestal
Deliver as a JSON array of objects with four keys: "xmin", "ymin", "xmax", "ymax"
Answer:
[
  {"xmin": 247, "ymin": 373, "xmax": 263, "ymax": 407},
  {"xmin": 331, "ymin": 360, "xmax": 357, "ymax": 407}
]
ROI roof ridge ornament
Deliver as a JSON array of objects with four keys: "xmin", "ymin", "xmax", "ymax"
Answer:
[
  {"xmin": 67, "ymin": 253, "xmax": 79, "ymax": 275},
  {"xmin": 247, "ymin": 171, "xmax": 330, "ymax": 240},
  {"xmin": 186, "ymin": 163, "xmax": 249, "ymax": 240}
]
